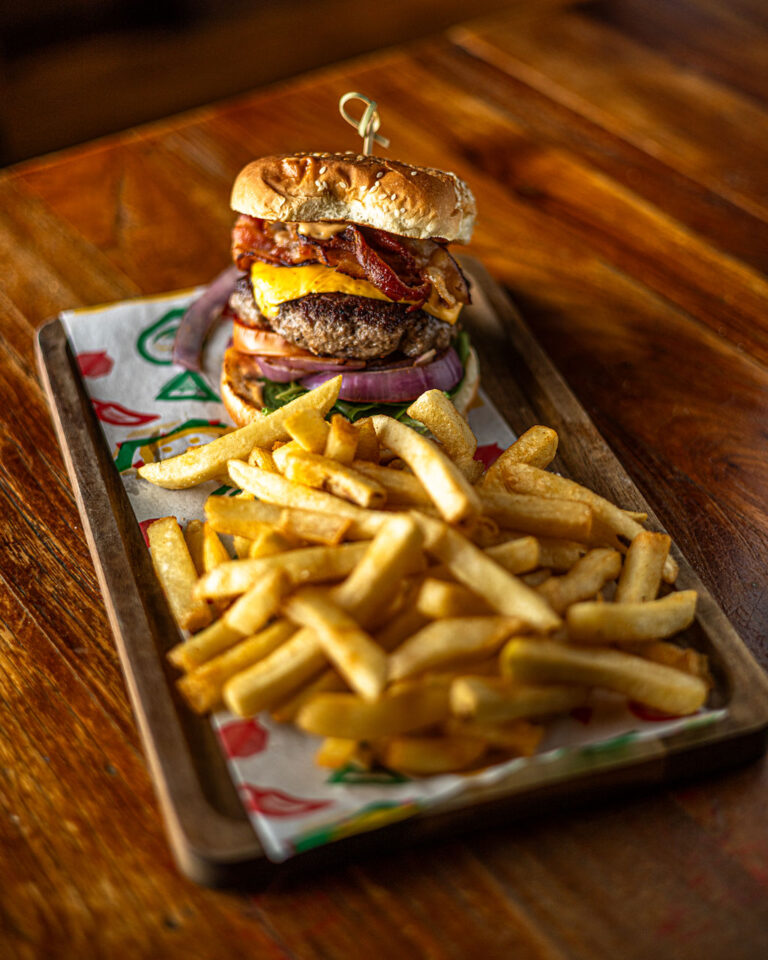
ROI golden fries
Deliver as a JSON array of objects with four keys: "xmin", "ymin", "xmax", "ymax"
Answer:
[
  {"xmin": 501, "ymin": 639, "xmax": 708, "ymax": 715},
  {"xmin": 371, "ymin": 415, "xmax": 481, "ymax": 523},
  {"xmin": 481, "ymin": 426, "xmax": 559, "ymax": 491},
  {"xmin": 147, "ymin": 517, "xmax": 211, "ymax": 632},
  {"xmin": 388, "ymin": 616, "xmax": 519, "ymax": 681},
  {"xmin": 537, "ymin": 548, "xmax": 622, "ymax": 614},
  {"xmin": 296, "ymin": 680, "xmax": 452, "ymax": 739},
  {"xmin": 406, "ymin": 389, "xmax": 481, "ymax": 482},
  {"xmin": 615, "ymin": 531, "xmax": 671, "ymax": 603},
  {"xmin": 566, "ymin": 590, "xmax": 698, "ymax": 643},
  {"xmin": 281, "ymin": 450, "xmax": 387, "ymax": 508},
  {"xmin": 138, "ymin": 375, "xmax": 341, "ymax": 488},
  {"xmin": 451, "ymin": 676, "xmax": 591, "ymax": 722},
  {"xmin": 139, "ymin": 377, "xmax": 707, "ymax": 777},
  {"xmin": 284, "ymin": 588, "xmax": 387, "ymax": 701},
  {"xmin": 324, "ymin": 414, "xmax": 359, "ymax": 464}
]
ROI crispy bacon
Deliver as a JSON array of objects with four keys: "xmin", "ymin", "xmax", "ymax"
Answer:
[{"xmin": 231, "ymin": 215, "xmax": 470, "ymax": 311}]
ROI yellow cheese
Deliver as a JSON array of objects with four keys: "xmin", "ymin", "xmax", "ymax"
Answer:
[{"xmin": 249, "ymin": 262, "xmax": 461, "ymax": 324}]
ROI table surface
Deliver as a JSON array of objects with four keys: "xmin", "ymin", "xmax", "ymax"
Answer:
[{"xmin": 2, "ymin": 1, "xmax": 767, "ymax": 958}]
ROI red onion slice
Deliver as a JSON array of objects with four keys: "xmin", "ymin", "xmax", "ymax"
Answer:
[
  {"xmin": 173, "ymin": 265, "xmax": 240, "ymax": 371},
  {"xmin": 300, "ymin": 348, "xmax": 463, "ymax": 402}
]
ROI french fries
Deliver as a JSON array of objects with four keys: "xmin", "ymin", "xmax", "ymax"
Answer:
[
  {"xmin": 138, "ymin": 375, "xmax": 341, "ymax": 488},
  {"xmin": 501, "ymin": 639, "xmax": 708, "ymax": 715},
  {"xmin": 147, "ymin": 517, "xmax": 211, "ymax": 632},
  {"xmin": 371, "ymin": 415, "xmax": 481, "ymax": 523},
  {"xmin": 137, "ymin": 377, "xmax": 709, "ymax": 777},
  {"xmin": 481, "ymin": 425, "xmax": 559, "ymax": 489},
  {"xmin": 566, "ymin": 590, "xmax": 698, "ymax": 643}
]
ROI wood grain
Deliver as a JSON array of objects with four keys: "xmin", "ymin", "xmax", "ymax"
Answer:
[{"xmin": 1, "ymin": 0, "xmax": 767, "ymax": 957}]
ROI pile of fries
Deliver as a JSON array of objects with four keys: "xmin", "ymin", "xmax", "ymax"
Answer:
[{"xmin": 140, "ymin": 375, "xmax": 711, "ymax": 775}]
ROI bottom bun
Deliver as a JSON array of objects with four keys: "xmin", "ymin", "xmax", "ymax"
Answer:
[{"xmin": 220, "ymin": 344, "xmax": 481, "ymax": 428}]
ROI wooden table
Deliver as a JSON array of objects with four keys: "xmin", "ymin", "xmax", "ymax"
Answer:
[{"xmin": 2, "ymin": 2, "xmax": 767, "ymax": 957}]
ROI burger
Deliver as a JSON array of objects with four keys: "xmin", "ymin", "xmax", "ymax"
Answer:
[{"xmin": 219, "ymin": 152, "xmax": 479, "ymax": 428}]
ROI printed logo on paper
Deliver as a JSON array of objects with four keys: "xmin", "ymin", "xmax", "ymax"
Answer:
[
  {"xmin": 155, "ymin": 370, "xmax": 220, "ymax": 403},
  {"xmin": 77, "ymin": 350, "xmax": 114, "ymax": 378},
  {"xmin": 136, "ymin": 309, "xmax": 185, "ymax": 365},
  {"xmin": 113, "ymin": 418, "xmax": 231, "ymax": 471}
]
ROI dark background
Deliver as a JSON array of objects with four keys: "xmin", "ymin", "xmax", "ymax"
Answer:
[{"xmin": 0, "ymin": 0, "xmax": 521, "ymax": 167}]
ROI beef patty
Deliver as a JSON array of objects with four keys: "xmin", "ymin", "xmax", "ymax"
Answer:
[{"xmin": 229, "ymin": 276, "xmax": 454, "ymax": 359}]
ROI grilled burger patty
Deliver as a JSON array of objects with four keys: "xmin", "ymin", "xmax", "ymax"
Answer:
[{"xmin": 229, "ymin": 276, "xmax": 454, "ymax": 360}]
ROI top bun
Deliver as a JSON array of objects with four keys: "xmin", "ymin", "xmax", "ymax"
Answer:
[{"xmin": 230, "ymin": 152, "xmax": 476, "ymax": 244}]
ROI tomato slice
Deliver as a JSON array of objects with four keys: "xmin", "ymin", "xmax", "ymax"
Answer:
[{"xmin": 232, "ymin": 322, "xmax": 313, "ymax": 357}]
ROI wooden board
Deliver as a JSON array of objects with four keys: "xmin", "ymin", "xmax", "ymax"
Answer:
[{"xmin": 35, "ymin": 259, "xmax": 768, "ymax": 888}]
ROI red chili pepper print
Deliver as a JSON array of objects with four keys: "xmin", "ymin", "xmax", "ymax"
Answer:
[
  {"xmin": 218, "ymin": 719, "xmax": 269, "ymax": 758},
  {"xmin": 240, "ymin": 785, "xmax": 332, "ymax": 818},
  {"xmin": 474, "ymin": 443, "xmax": 505, "ymax": 469},
  {"xmin": 92, "ymin": 399, "xmax": 159, "ymax": 426},
  {"xmin": 77, "ymin": 350, "xmax": 114, "ymax": 378}
]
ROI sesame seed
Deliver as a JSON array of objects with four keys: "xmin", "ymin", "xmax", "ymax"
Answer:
[
  {"xmin": 319, "ymin": 166, "xmax": 327, "ymax": 174},
  {"xmin": 376, "ymin": 171, "xmax": 384, "ymax": 179},
  {"xmin": 410, "ymin": 170, "xmax": 417, "ymax": 176},
  {"xmin": 390, "ymin": 194, "xmax": 397, "ymax": 200}
]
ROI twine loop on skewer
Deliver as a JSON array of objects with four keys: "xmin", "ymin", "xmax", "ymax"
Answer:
[{"xmin": 338, "ymin": 92, "xmax": 390, "ymax": 154}]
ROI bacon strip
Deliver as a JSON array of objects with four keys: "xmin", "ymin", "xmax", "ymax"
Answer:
[{"xmin": 232, "ymin": 215, "xmax": 470, "ymax": 310}]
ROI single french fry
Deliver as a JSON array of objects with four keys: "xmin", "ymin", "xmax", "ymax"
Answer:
[
  {"xmin": 521, "ymin": 569, "xmax": 552, "ymax": 588},
  {"xmin": 484, "ymin": 537, "xmax": 540, "ymax": 575},
  {"xmin": 206, "ymin": 492, "xmax": 281, "ymax": 535},
  {"xmin": 284, "ymin": 587, "xmax": 387, "ymax": 701},
  {"xmin": 272, "ymin": 439, "xmax": 303, "ymax": 473},
  {"xmin": 351, "ymin": 460, "xmax": 432, "ymax": 506},
  {"xmin": 537, "ymin": 548, "xmax": 622, "ymax": 614},
  {"xmin": 278, "ymin": 508, "xmax": 351, "ymax": 546},
  {"xmin": 371, "ymin": 415, "xmax": 481, "ymax": 523},
  {"xmin": 415, "ymin": 578, "xmax": 492, "ymax": 619},
  {"xmin": 227, "ymin": 460, "xmax": 387, "ymax": 539},
  {"xmin": 147, "ymin": 517, "xmax": 211, "ymax": 632},
  {"xmin": 324, "ymin": 414, "xmax": 359, "ymax": 464},
  {"xmin": 223, "ymin": 627, "xmax": 326, "ymax": 716},
  {"xmin": 378, "ymin": 735, "xmax": 487, "ymax": 774},
  {"xmin": 354, "ymin": 418, "xmax": 380, "ymax": 462},
  {"xmin": 247, "ymin": 446, "xmax": 278, "ymax": 472},
  {"xmin": 296, "ymin": 679, "xmax": 452, "ymax": 739},
  {"xmin": 566, "ymin": 590, "xmax": 698, "ymax": 643},
  {"xmin": 195, "ymin": 541, "xmax": 371, "ymax": 598},
  {"xmin": 623, "ymin": 510, "xmax": 648, "ymax": 523},
  {"xmin": 138, "ymin": 376, "xmax": 341, "ymax": 488},
  {"xmin": 168, "ymin": 618, "xmax": 240, "ymax": 671},
  {"xmin": 500, "ymin": 463, "xmax": 678, "ymax": 583},
  {"xmin": 184, "ymin": 519, "xmax": 206, "ymax": 575},
  {"xmin": 481, "ymin": 426, "xmax": 559, "ymax": 491},
  {"xmin": 282, "ymin": 450, "xmax": 387, "ymax": 509},
  {"xmin": 233, "ymin": 535, "xmax": 254, "ymax": 559},
  {"xmin": 615, "ymin": 531, "xmax": 671, "ymax": 603},
  {"xmin": 202, "ymin": 522, "xmax": 231, "ymax": 571},
  {"xmin": 444, "ymin": 717, "xmax": 544, "ymax": 756},
  {"xmin": 451, "ymin": 676, "xmax": 591, "ymax": 722},
  {"xmin": 414, "ymin": 514, "xmax": 561, "ymax": 632},
  {"xmin": 501, "ymin": 639, "xmax": 708, "ymax": 715},
  {"xmin": 332, "ymin": 513, "xmax": 424, "ymax": 628},
  {"xmin": 176, "ymin": 620, "xmax": 296, "ymax": 713},
  {"xmin": 285, "ymin": 407, "xmax": 330, "ymax": 453},
  {"xmin": 388, "ymin": 616, "xmax": 520, "ymax": 682},
  {"xmin": 406, "ymin": 389, "xmax": 480, "ymax": 481},
  {"xmin": 271, "ymin": 668, "xmax": 348, "ymax": 724},
  {"xmin": 248, "ymin": 528, "xmax": 298, "ymax": 558},
  {"xmin": 479, "ymin": 489, "xmax": 592, "ymax": 542}
]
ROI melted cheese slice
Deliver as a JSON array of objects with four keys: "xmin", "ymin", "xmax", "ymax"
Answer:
[{"xmin": 249, "ymin": 261, "xmax": 461, "ymax": 324}]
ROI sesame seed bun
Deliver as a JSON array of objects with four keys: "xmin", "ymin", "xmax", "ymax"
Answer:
[{"xmin": 230, "ymin": 153, "xmax": 476, "ymax": 244}]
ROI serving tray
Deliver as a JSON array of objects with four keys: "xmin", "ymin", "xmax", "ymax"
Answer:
[{"xmin": 35, "ymin": 258, "xmax": 768, "ymax": 887}]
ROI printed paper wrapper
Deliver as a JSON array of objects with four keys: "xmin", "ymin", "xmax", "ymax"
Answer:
[{"xmin": 61, "ymin": 289, "xmax": 725, "ymax": 863}]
